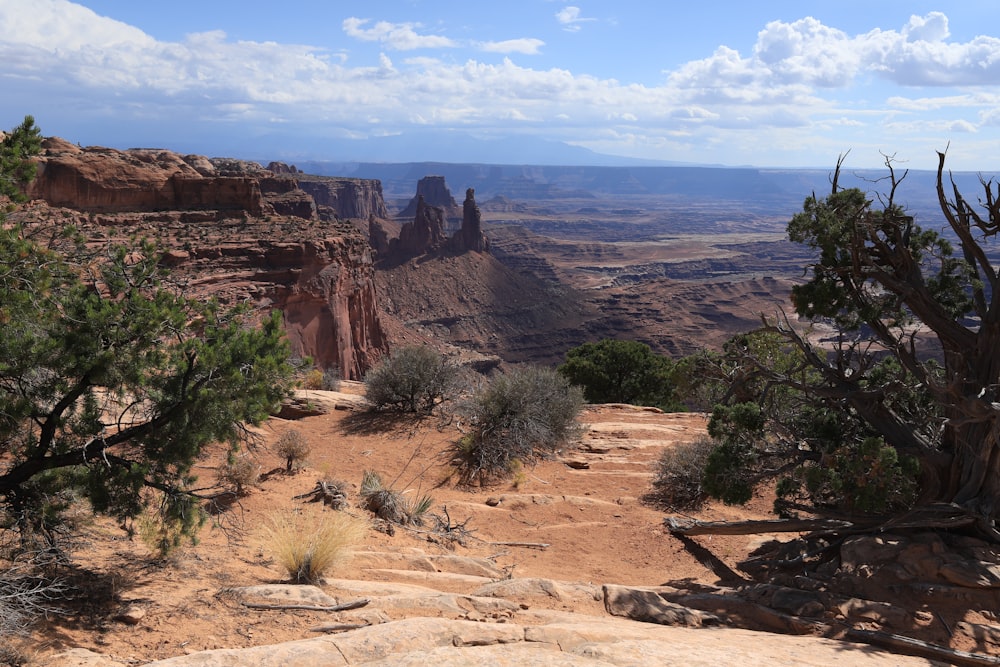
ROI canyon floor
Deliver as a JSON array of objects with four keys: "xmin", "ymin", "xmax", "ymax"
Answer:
[{"xmin": 23, "ymin": 385, "xmax": 965, "ymax": 666}]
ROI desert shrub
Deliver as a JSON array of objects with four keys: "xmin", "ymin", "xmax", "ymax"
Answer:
[
  {"xmin": 701, "ymin": 402, "xmax": 766, "ymax": 505},
  {"xmin": 364, "ymin": 345, "xmax": 457, "ymax": 413},
  {"xmin": 456, "ymin": 366, "xmax": 584, "ymax": 484},
  {"xmin": 0, "ymin": 639, "xmax": 30, "ymax": 667},
  {"xmin": 261, "ymin": 509, "xmax": 367, "ymax": 584},
  {"xmin": 216, "ymin": 454, "xmax": 260, "ymax": 497},
  {"xmin": 0, "ymin": 558, "xmax": 67, "ymax": 641},
  {"xmin": 359, "ymin": 470, "xmax": 433, "ymax": 526},
  {"xmin": 301, "ymin": 366, "xmax": 341, "ymax": 391},
  {"xmin": 778, "ymin": 436, "xmax": 919, "ymax": 515},
  {"xmin": 274, "ymin": 429, "xmax": 311, "ymax": 472},
  {"xmin": 302, "ymin": 368, "xmax": 324, "ymax": 390},
  {"xmin": 136, "ymin": 509, "xmax": 192, "ymax": 561},
  {"xmin": 321, "ymin": 366, "xmax": 341, "ymax": 391},
  {"xmin": 648, "ymin": 436, "xmax": 715, "ymax": 510}
]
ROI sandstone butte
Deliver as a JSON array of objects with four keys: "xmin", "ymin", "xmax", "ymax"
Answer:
[{"xmin": 8, "ymin": 139, "xmax": 999, "ymax": 666}]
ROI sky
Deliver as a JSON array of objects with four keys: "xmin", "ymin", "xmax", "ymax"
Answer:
[{"xmin": 2, "ymin": 1, "xmax": 1000, "ymax": 170}]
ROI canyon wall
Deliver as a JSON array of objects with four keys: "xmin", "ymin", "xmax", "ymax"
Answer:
[
  {"xmin": 19, "ymin": 138, "xmax": 390, "ymax": 378},
  {"xmin": 25, "ymin": 138, "xmax": 265, "ymax": 214},
  {"xmin": 174, "ymin": 234, "xmax": 387, "ymax": 379},
  {"xmin": 298, "ymin": 176, "xmax": 390, "ymax": 220}
]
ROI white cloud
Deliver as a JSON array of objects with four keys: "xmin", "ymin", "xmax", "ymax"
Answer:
[
  {"xmin": 669, "ymin": 12, "xmax": 1000, "ymax": 94},
  {"xmin": 0, "ymin": 0, "xmax": 154, "ymax": 51},
  {"xmin": 342, "ymin": 17, "xmax": 455, "ymax": 50},
  {"xmin": 478, "ymin": 38, "xmax": 545, "ymax": 55},
  {"xmin": 754, "ymin": 17, "xmax": 861, "ymax": 87},
  {"xmin": 902, "ymin": 12, "xmax": 950, "ymax": 43},
  {"xmin": 555, "ymin": 6, "xmax": 595, "ymax": 33},
  {"xmin": 3, "ymin": 3, "xmax": 1000, "ymax": 168}
]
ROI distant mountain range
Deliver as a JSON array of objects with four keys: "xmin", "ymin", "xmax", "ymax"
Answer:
[
  {"xmin": 280, "ymin": 160, "xmax": 984, "ymax": 222},
  {"xmin": 247, "ymin": 129, "xmax": 704, "ymax": 169}
]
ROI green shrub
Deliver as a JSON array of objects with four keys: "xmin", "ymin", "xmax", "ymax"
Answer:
[
  {"xmin": 648, "ymin": 436, "xmax": 715, "ymax": 510},
  {"xmin": 456, "ymin": 366, "xmax": 584, "ymax": 484},
  {"xmin": 558, "ymin": 339, "xmax": 681, "ymax": 409},
  {"xmin": 779, "ymin": 437, "xmax": 919, "ymax": 515},
  {"xmin": 261, "ymin": 509, "xmax": 367, "ymax": 584},
  {"xmin": 364, "ymin": 345, "xmax": 457, "ymax": 413}
]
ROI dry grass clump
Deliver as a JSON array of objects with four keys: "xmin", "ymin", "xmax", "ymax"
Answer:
[
  {"xmin": 274, "ymin": 429, "xmax": 311, "ymax": 472},
  {"xmin": 359, "ymin": 470, "xmax": 433, "ymax": 526},
  {"xmin": 260, "ymin": 509, "xmax": 367, "ymax": 584},
  {"xmin": 301, "ymin": 368, "xmax": 324, "ymax": 390}
]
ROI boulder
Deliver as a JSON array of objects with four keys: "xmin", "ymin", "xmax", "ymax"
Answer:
[{"xmin": 602, "ymin": 584, "xmax": 718, "ymax": 627}]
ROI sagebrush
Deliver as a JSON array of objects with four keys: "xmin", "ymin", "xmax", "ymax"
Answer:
[
  {"xmin": 274, "ymin": 429, "xmax": 311, "ymax": 472},
  {"xmin": 455, "ymin": 365, "xmax": 583, "ymax": 484},
  {"xmin": 364, "ymin": 345, "xmax": 457, "ymax": 413},
  {"xmin": 217, "ymin": 455, "xmax": 260, "ymax": 496},
  {"xmin": 648, "ymin": 436, "xmax": 715, "ymax": 510}
]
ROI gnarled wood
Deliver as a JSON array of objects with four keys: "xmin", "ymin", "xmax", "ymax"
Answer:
[
  {"xmin": 664, "ymin": 516, "xmax": 858, "ymax": 536},
  {"xmin": 847, "ymin": 629, "xmax": 1000, "ymax": 667}
]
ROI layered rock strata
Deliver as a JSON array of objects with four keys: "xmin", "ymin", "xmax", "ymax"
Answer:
[{"xmin": 18, "ymin": 139, "xmax": 390, "ymax": 378}]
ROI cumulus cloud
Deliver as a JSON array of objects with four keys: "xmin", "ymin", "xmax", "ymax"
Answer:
[
  {"xmin": 668, "ymin": 11, "xmax": 1000, "ymax": 95},
  {"xmin": 555, "ymin": 6, "xmax": 595, "ymax": 32},
  {"xmin": 342, "ymin": 17, "xmax": 455, "ymax": 50},
  {"xmin": 478, "ymin": 38, "xmax": 545, "ymax": 55},
  {"xmin": 903, "ymin": 12, "xmax": 950, "ymax": 42},
  {"xmin": 2, "ymin": 2, "xmax": 999, "ymax": 167}
]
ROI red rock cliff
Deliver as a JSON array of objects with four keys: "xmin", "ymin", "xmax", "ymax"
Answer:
[
  {"xmin": 253, "ymin": 236, "xmax": 387, "ymax": 379},
  {"xmin": 297, "ymin": 176, "xmax": 390, "ymax": 220},
  {"xmin": 17, "ymin": 138, "xmax": 390, "ymax": 378},
  {"xmin": 25, "ymin": 138, "xmax": 265, "ymax": 215}
]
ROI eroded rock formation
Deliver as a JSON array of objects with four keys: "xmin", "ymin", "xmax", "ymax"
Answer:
[
  {"xmin": 453, "ymin": 187, "xmax": 489, "ymax": 253},
  {"xmin": 395, "ymin": 195, "xmax": 449, "ymax": 256},
  {"xmin": 399, "ymin": 175, "xmax": 458, "ymax": 220},
  {"xmin": 17, "ymin": 139, "xmax": 391, "ymax": 379},
  {"xmin": 386, "ymin": 181, "xmax": 490, "ymax": 261},
  {"xmin": 298, "ymin": 176, "xmax": 390, "ymax": 220},
  {"xmin": 25, "ymin": 138, "xmax": 266, "ymax": 215},
  {"xmin": 252, "ymin": 237, "xmax": 387, "ymax": 379}
]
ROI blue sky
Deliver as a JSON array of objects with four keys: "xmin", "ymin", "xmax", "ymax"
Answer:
[{"xmin": 2, "ymin": 1, "xmax": 1000, "ymax": 169}]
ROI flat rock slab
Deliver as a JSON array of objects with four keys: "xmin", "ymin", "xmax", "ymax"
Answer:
[
  {"xmin": 136, "ymin": 615, "xmax": 936, "ymax": 667},
  {"xmin": 473, "ymin": 578, "xmax": 603, "ymax": 604}
]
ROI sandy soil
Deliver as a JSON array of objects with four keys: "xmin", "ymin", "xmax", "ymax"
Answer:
[{"xmin": 24, "ymin": 392, "xmax": 785, "ymax": 664}]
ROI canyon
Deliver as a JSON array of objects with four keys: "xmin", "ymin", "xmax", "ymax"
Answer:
[
  {"xmin": 14, "ymin": 139, "xmax": 1000, "ymax": 666},
  {"xmin": 13, "ymin": 138, "xmax": 825, "ymax": 376}
]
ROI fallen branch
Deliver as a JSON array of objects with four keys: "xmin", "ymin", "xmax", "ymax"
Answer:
[
  {"xmin": 666, "ymin": 503, "xmax": 979, "ymax": 538},
  {"xmin": 241, "ymin": 598, "xmax": 369, "ymax": 612},
  {"xmin": 846, "ymin": 629, "xmax": 1000, "ymax": 667},
  {"xmin": 309, "ymin": 622, "xmax": 370, "ymax": 633},
  {"xmin": 664, "ymin": 516, "xmax": 857, "ymax": 536},
  {"xmin": 294, "ymin": 479, "xmax": 349, "ymax": 510},
  {"xmin": 484, "ymin": 541, "xmax": 550, "ymax": 549}
]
